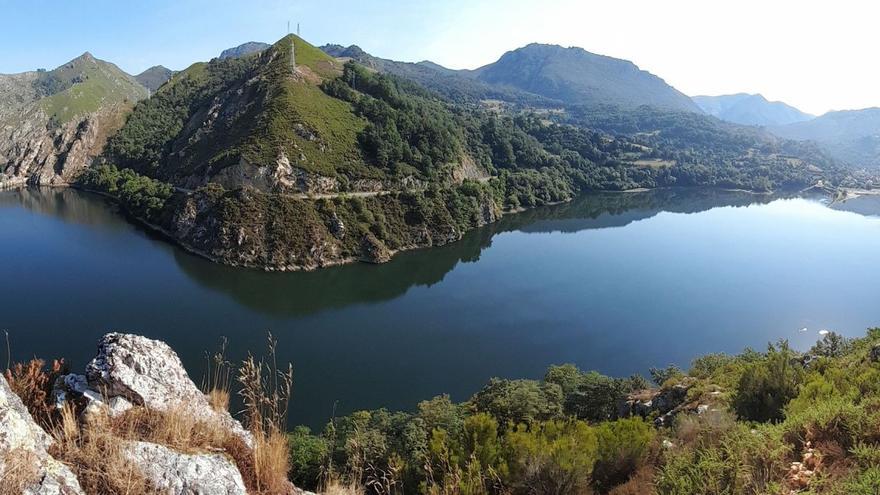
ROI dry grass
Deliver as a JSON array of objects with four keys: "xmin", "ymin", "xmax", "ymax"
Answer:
[
  {"xmin": 208, "ymin": 388, "xmax": 231, "ymax": 412},
  {"xmin": 49, "ymin": 404, "xmax": 158, "ymax": 495},
  {"xmin": 4, "ymin": 358, "xmax": 67, "ymax": 429},
  {"xmin": 3, "ymin": 332, "xmax": 299, "ymax": 495},
  {"xmin": 322, "ymin": 477, "xmax": 366, "ymax": 495},
  {"xmin": 0, "ymin": 449, "xmax": 42, "ymax": 495},
  {"xmin": 108, "ymin": 404, "xmax": 233, "ymax": 453},
  {"xmin": 237, "ymin": 332, "xmax": 295, "ymax": 494},
  {"xmin": 608, "ymin": 465, "xmax": 655, "ymax": 495}
]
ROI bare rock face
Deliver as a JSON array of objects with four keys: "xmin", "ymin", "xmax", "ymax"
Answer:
[
  {"xmin": 0, "ymin": 375, "xmax": 84, "ymax": 495},
  {"xmin": 124, "ymin": 441, "xmax": 247, "ymax": 495},
  {"xmin": 85, "ymin": 333, "xmax": 253, "ymax": 447}
]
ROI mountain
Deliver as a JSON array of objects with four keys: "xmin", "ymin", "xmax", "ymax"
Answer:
[
  {"xmin": 134, "ymin": 65, "xmax": 174, "ymax": 92},
  {"xmin": 692, "ymin": 93, "xmax": 813, "ymax": 126},
  {"xmin": 321, "ymin": 43, "xmax": 701, "ymax": 112},
  {"xmin": 60, "ymin": 35, "xmax": 839, "ymax": 272},
  {"xmin": 0, "ymin": 53, "xmax": 148, "ymax": 188},
  {"xmin": 218, "ymin": 41, "xmax": 270, "ymax": 60},
  {"xmin": 771, "ymin": 108, "xmax": 880, "ymax": 167},
  {"xmin": 467, "ymin": 43, "xmax": 702, "ymax": 112},
  {"xmin": 320, "ymin": 43, "xmax": 557, "ymax": 107}
]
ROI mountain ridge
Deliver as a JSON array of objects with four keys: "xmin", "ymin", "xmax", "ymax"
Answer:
[{"xmin": 692, "ymin": 93, "xmax": 813, "ymax": 126}]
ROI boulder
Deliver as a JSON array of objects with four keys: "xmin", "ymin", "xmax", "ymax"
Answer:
[
  {"xmin": 0, "ymin": 375, "xmax": 84, "ymax": 495},
  {"xmin": 124, "ymin": 441, "xmax": 247, "ymax": 495},
  {"xmin": 85, "ymin": 333, "xmax": 252, "ymax": 447}
]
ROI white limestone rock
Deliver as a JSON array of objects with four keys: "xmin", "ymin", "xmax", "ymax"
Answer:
[
  {"xmin": 124, "ymin": 441, "xmax": 247, "ymax": 495},
  {"xmin": 0, "ymin": 375, "xmax": 84, "ymax": 495},
  {"xmin": 85, "ymin": 333, "xmax": 252, "ymax": 447}
]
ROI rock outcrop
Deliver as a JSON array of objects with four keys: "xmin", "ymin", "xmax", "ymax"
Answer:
[
  {"xmin": 0, "ymin": 375, "xmax": 84, "ymax": 495},
  {"xmin": 124, "ymin": 441, "xmax": 248, "ymax": 495},
  {"xmin": 0, "ymin": 53, "xmax": 147, "ymax": 190},
  {"xmin": 84, "ymin": 333, "xmax": 253, "ymax": 447}
]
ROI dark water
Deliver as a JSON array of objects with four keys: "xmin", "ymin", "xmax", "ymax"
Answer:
[{"xmin": 2, "ymin": 187, "xmax": 879, "ymax": 428}]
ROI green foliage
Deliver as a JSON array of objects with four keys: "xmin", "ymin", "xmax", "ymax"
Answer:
[
  {"xmin": 657, "ymin": 423, "xmax": 789, "ymax": 495},
  {"xmin": 733, "ymin": 341, "xmax": 804, "ymax": 422},
  {"xmin": 78, "ymin": 163, "xmax": 173, "ymax": 220},
  {"xmin": 810, "ymin": 331, "xmax": 852, "ymax": 358},
  {"xmin": 504, "ymin": 420, "xmax": 598, "ymax": 495},
  {"xmin": 469, "ymin": 378, "xmax": 563, "ymax": 428},
  {"xmin": 288, "ymin": 426, "xmax": 328, "ymax": 490},
  {"xmin": 650, "ymin": 365, "xmax": 684, "ymax": 387},
  {"xmin": 592, "ymin": 417, "xmax": 655, "ymax": 491}
]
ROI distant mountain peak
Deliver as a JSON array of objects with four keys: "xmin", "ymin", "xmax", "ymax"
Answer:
[
  {"xmin": 219, "ymin": 41, "xmax": 270, "ymax": 60},
  {"xmin": 692, "ymin": 93, "xmax": 812, "ymax": 126},
  {"xmin": 134, "ymin": 65, "xmax": 175, "ymax": 92},
  {"xmin": 471, "ymin": 43, "xmax": 699, "ymax": 112}
]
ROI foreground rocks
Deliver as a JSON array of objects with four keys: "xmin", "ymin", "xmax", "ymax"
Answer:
[
  {"xmin": 125, "ymin": 441, "xmax": 247, "ymax": 495},
  {"xmin": 0, "ymin": 375, "xmax": 84, "ymax": 495},
  {"xmin": 84, "ymin": 333, "xmax": 253, "ymax": 447},
  {"xmin": 1, "ymin": 332, "xmax": 316, "ymax": 495}
]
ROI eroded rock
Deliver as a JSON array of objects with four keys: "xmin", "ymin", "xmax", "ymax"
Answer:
[
  {"xmin": 85, "ymin": 333, "xmax": 253, "ymax": 447},
  {"xmin": 0, "ymin": 375, "xmax": 84, "ymax": 495},
  {"xmin": 124, "ymin": 441, "xmax": 247, "ymax": 495}
]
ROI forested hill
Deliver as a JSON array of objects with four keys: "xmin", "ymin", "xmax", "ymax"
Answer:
[
  {"xmin": 78, "ymin": 34, "xmax": 843, "ymax": 271},
  {"xmin": 468, "ymin": 43, "xmax": 702, "ymax": 112},
  {"xmin": 322, "ymin": 43, "xmax": 702, "ymax": 112},
  {"xmin": 771, "ymin": 108, "xmax": 880, "ymax": 168}
]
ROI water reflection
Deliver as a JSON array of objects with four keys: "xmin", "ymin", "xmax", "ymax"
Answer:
[{"xmin": 172, "ymin": 188, "xmax": 779, "ymax": 317}]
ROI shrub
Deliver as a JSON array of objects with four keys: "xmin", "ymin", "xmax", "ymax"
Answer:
[
  {"xmin": 289, "ymin": 426, "xmax": 329, "ymax": 490},
  {"xmin": 469, "ymin": 378, "xmax": 563, "ymax": 428},
  {"xmin": 656, "ymin": 422, "xmax": 788, "ymax": 495},
  {"xmin": 733, "ymin": 341, "xmax": 804, "ymax": 422},
  {"xmin": 504, "ymin": 420, "xmax": 598, "ymax": 495},
  {"xmin": 592, "ymin": 418, "xmax": 655, "ymax": 491}
]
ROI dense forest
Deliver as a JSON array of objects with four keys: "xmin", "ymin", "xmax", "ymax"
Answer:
[{"xmin": 287, "ymin": 329, "xmax": 880, "ymax": 494}]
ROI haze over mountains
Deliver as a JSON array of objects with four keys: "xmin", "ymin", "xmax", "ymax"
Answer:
[{"xmin": 692, "ymin": 93, "xmax": 813, "ymax": 126}]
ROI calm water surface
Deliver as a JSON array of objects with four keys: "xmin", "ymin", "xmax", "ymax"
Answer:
[{"xmin": 1, "ymin": 187, "xmax": 879, "ymax": 428}]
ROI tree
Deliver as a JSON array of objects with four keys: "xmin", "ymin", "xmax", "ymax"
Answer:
[{"xmin": 733, "ymin": 341, "xmax": 804, "ymax": 422}]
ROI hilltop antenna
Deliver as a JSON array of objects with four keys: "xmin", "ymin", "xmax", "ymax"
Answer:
[
  {"xmin": 290, "ymin": 22, "xmax": 296, "ymax": 74},
  {"xmin": 297, "ymin": 23, "xmax": 300, "ymax": 37}
]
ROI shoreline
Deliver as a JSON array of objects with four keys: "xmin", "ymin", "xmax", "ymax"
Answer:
[{"xmin": 5, "ymin": 182, "xmax": 798, "ymax": 273}]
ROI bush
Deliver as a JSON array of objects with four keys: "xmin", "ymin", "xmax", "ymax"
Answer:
[
  {"xmin": 593, "ymin": 417, "xmax": 655, "ymax": 491},
  {"xmin": 469, "ymin": 378, "xmax": 563, "ymax": 428},
  {"xmin": 504, "ymin": 420, "xmax": 598, "ymax": 495},
  {"xmin": 733, "ymin": 341, "xmax": 804, "ymax": 422},
  {"xmin": 289, "ymin": 426, "xmax": 328, "ymax": 490}
]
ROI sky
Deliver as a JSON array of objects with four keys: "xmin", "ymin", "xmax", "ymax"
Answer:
[{"xmin": 1, "ymin": 0, "xmax": 877, "ymax": 115}]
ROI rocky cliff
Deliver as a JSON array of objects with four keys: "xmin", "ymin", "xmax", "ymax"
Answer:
[
  {"xmin": 0, "ymin": 333, "xmax": 314, "ymax": 495},
  {"xmin": 0, "ymin": 54, "xmax": 147, "ymax": 189}
]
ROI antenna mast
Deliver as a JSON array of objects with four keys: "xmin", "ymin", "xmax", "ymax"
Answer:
[{"xmin": 288, "ymin": 20, "xmax": 296, "ymax": 73}]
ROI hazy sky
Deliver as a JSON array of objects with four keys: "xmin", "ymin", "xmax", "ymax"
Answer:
[{"xmin": 1, "ymin": 0, "xmax": 877, "ymax": 115}]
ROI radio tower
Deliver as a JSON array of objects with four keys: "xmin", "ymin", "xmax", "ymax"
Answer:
[{"xmin": 288, "ymin": 21, "xmax": 296, "ymax": 74}]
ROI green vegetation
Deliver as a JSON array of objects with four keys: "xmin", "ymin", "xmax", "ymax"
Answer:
[
  {"xmin": 78, "ymin": 163, "xmax": 173, "ymax": 221},
  {"xmin": 38, "ymin": 55, "xmax": 147, "ymax": 123},
  {"xmin": 283, "ymin": 328, "xmax": 880, "ymax": 494}
]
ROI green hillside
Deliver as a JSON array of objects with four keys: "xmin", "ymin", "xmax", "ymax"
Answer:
[{"xmin": 38, "ymin": 53, "xmax": 148, "ymax": 123}]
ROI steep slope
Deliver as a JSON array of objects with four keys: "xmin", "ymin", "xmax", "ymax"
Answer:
[
  {"xmin": 693, "ymin": 93, "xmax": 813, "ymax": 126},
  {"xmin": 107, "ymin": 35, "xmax": 381, "ymax": 193},
  {"xmin": 468, "ymin": 43, "xmax": 702, "ymax": 112},
  {"xmin": 219, "ymin": 41, "xmax": 270, "ymax": 60},
  {"xmin": 0, "ymin": 53, "xmax": 148, "ymax": 188},
  {"xmin": 771, "ymin": 108, "xmax": 880, "ymax": 167},
  {"xmin": 134, "ymin": 65, "xmax": 174, "ymax": 92}
]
